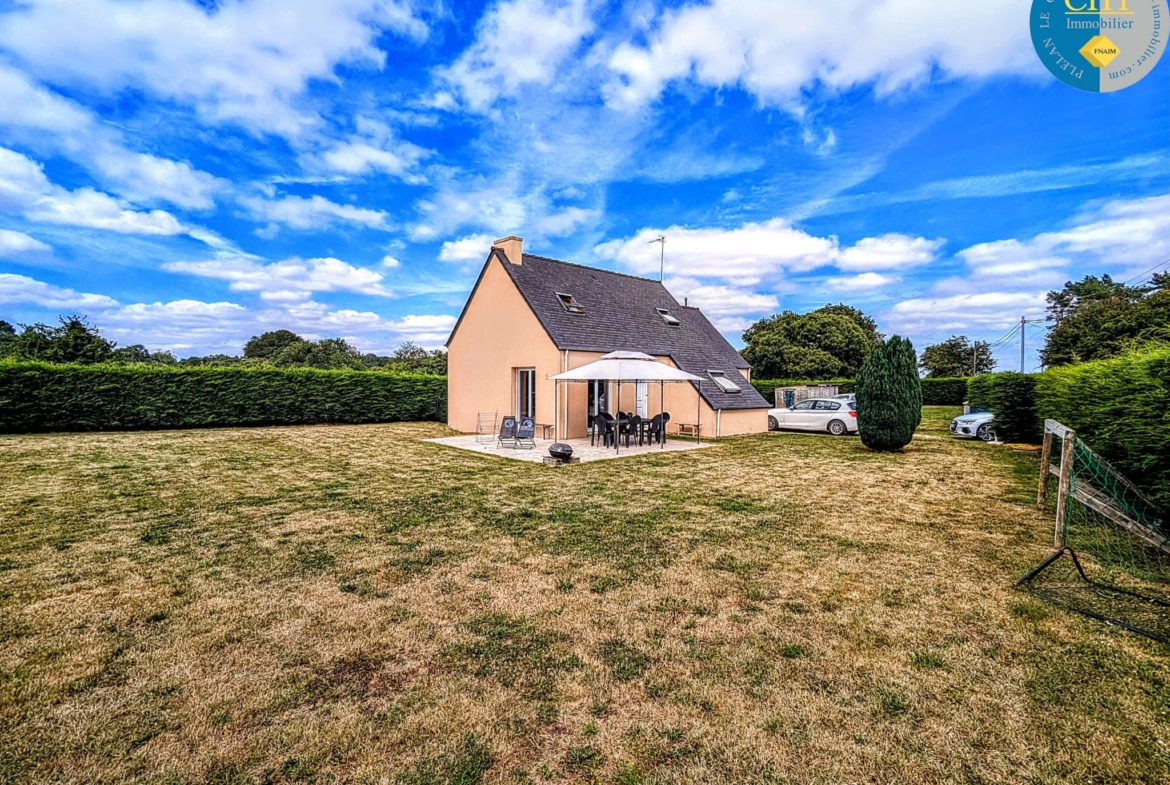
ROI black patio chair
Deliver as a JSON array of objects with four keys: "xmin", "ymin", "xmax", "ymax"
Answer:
[
  {"xmin": 621, "ymin": 414, "xmax": 641, "ymax": 448},
  {"xmin": 497, "ymin": 416, "xmax": 518, "ymax": 448},
  {"xmin": 594, "ymin": 414, "xmax": 615, "ymax": 448},
  {"xmin": 646, "ymin": 413, "xmax": 663, "ymax": 445},
  {"xmin": 516, "ymin": 417, "xmax": 536, "ymax": 449}
]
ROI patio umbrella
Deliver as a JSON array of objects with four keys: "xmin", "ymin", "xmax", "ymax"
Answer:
[{"xmin": 550, "ymin": 351, "xmax": 705, "ymax": 452}]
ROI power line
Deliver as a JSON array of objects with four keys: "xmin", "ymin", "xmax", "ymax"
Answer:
[{"xmin": 1122, "ymin": 257, "xmax": 1170, "ymax": 286}]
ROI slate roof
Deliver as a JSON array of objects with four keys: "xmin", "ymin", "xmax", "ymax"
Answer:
[{"xmin": 450, "ymin": 250, "xmax": 769, "ymax": 411}]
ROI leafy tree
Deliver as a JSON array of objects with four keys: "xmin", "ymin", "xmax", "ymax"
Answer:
[
  {"xmin": 177, "ymin": 354, "xmax": 243, "ymax": 367},
  {"xmin": 273, "ymin": 337, "xmax": 364, "ymax": 370},
  {"xmin": 391, "ymin": 340, "xmax": 429, "ymax": 363},
  {"xmin": 112, "ymin": 344, "xmax": 152, "ymax": 364},
  {"xmin": 409, "ymin": 350, "xmax": 447, "ymax": 375},
  {"xmin": 1151, "ymin": 270, "xmax": 1170, "ymax": 291},
  {"xmin": 1046, "ymin": 274, "xmax": 1149, "ymax": 324},
  {"xmin": 855, "ymin": 335, "xmax": 922, "ymax": 452},
  {"xmin": 918, "ymin": 335, "xmax": 995, "ymax": 377},
  {"xmin": 741, "ymin": 304, "xmax": 881, "ymax": 379},
  {"xmin": 4, "ymin": 316, "xmax": 115, "ymax": 364},
  {"xmin": 243, "ymin": 329, "xmax": 305, "ymax": 360},
  {"xmin": 361, "ymin": 353, "xmax": 391, "ymax": 369},
  {"xmin": 1041, "ymin": 289, "xmax": 1170, "ymax": 366},
  {"xmin": 0, "ymin": 319, "xmax": 15, "ymax": 358}
]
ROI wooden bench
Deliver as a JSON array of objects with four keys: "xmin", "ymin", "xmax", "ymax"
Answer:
[{"xmin": 675, "ymin": 422, "xmax": 699, "ymax": 437}]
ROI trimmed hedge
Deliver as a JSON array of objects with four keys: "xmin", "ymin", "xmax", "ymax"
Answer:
[
  {"xmin": 751, "ymin": 377, "xmax": 966, "ymax": 406},
  {"xmin": 966, "ymin": 372, "xmax": 1041, "ymax": 444},
  {"xmin": 0, "ymin": 361, "xmax": 447, "ymax": 433},
  {"xmin": 1036, "ymin": 345, "xmax": 1170, "ymax": 509},
  {"xmin": 919, "ymin": 378, "xmax": 969, "ymax": 406},
  {"xmin": 966, "ymin": 346, "xmax": 1170, "ymax": 507}
]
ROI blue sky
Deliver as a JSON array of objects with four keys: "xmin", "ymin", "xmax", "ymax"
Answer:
[{"xmin": 0, "ymin": 0, "xmax": 1166, "ymax": 370}]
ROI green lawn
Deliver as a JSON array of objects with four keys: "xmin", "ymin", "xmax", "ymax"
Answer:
[{"xmin": 1, "ymin": 408, "xmax": 1167, "ymax": 784}]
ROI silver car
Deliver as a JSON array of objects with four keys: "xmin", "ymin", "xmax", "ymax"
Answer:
[
  {"xmin": 768, "ymin": 398, "xmax": 858, "ymax": 436},
  {"xmin": 950, "ymin": 411, "xmax": 996, "ymax": 441}
]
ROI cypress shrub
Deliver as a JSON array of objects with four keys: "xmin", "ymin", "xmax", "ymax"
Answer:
[
  {"xmin": 0, "ymin": 361, "xmax": 447, "ymax": 434},
  {"xmin": 855, "ymin": 336, "xmax": 922, "ymax": 451}
]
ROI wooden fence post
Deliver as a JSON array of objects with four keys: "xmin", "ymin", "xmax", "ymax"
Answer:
[
  {"xmin": 1036, "ymin": 430, "xmax": 1053, "ymax": 510},
  {"xmin": 1054, "ymin": 429, "xmax": 1075, "ymax": 549}
]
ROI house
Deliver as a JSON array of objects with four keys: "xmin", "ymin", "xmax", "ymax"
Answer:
[{"xmin": 446, "ymin": 236, "xmax": 770, "ymax": 439}]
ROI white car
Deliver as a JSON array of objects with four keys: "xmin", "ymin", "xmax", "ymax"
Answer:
[
  {"xmin": 950, "ymin": 411, "xmax": 996, "ymax": 441},
  {"xmin": 768, "ymin": 398, "xmax": 858, "ymax": 436}
]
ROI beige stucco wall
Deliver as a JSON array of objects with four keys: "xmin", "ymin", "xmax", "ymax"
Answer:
[
  {"xmin": 447, "ymin": 255, "xmax": 563, "ymax": 434},
  {"xmin": 447, "ymin": 255, "xmax": 767, "ymax": 439}
]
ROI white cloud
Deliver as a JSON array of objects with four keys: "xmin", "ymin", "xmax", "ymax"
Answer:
[
  {"xmin": 595, "ymin": 219, "xmax": 839, "ymax": 283},
  {"xmin": 535, "ymin": 206, "xmax": 600, "ymax": 237},
  {"xmin": 413, "ymin": 187, "xmax": 528, "ymax": 242},
  {"xmin": 0, "ymin": 229, "xmax": 52, "ymax": 258},
  {"xmin": 0, "ymin": 0, "xmax": 427, "ymax": 139},
  {"xmin": 2, "ymin": 272, "xmax": 455, "ymax": 353},
  {"xmin": 381, "ymin": 313, "xmax": 458, "ymax": 347},
  {"xmin": 0, "ymin": 146, "xmax": 189, "ymax": 236},
  {"xmin": 603, "ymin": 0, "xmax": 1038, "ymax": 109},
  {"xmin": 835, "ymin": 234, "xmax": 944, "ymax": 272},
  {"xmin": 239, "ymin": 193, "xmax": 390, "ymax": 231},
  {"xmin": 881, "ymin": 195, "xmax": 1170, "ymax": 340},
  {"xmin": 0, "ymin": 63, "xmax": 225, "ymax": 209},
  {"xmin": 825, "ymin": 272, "xmax": 900, "ymax": 292},
  {"xmin": 440, "ymin": 0, "xmax": 595, "ymax": 111},
  {"xmin": 380, "ymin": 255, "xmax": 401, "ymax": 268},
  {"xmin": 0, "ymin": 272, "xmax": 119, "ymax": 309},
  {"xmin": 883, "ymin": 292, "xmax": 1046, "ymax": 335},
  {"xmin": 439, "ymin": 233, "xmax": 495, "ymax": 263},
  {"xmin": 934, "ymin": 194, "xmax": 1170, "ymax": 294},
  {"xmin": 89, "ymin": 146, "xmax": 224, "ymax": 211},
  {"xmin": 664, "ymin": 276, "xmax": 778, "ymax": 333},
  {"xmin": 163, "ymin": 256, "xmax": 394, "ymax": 299},
  {"xmin": 310, "ymin": 117, "xmax": 430, "ymax": 181}
]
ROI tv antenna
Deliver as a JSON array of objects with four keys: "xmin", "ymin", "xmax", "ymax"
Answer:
[{"xmin": 649, "ymin": 235, "xmax": 665, "ymax": 281}]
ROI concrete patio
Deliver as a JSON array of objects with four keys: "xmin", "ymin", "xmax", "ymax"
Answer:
[{"xmin": 422, "ymin": 434, "xmax": 713, "ymax": 463}]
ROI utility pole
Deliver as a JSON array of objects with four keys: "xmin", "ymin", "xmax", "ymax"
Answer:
[
  {"xmin": 1019, "ymin": 315, "xmax": 1026, "ymax": 372},
  {"xmin": 649, "ymin": 235, "xmax": 665, "ymax": 281}
]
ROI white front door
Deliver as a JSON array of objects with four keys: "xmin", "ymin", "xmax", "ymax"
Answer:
[{"xmin": 636, "ymin": 382, "xmax": 648, "ymax": 418}]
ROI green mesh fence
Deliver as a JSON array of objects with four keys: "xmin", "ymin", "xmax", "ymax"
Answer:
[{"xmin": 1018, "ymin": 427, "xmax": 1170, "ymax": 642}]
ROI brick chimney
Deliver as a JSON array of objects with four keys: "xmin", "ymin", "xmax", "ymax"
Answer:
[{"xmin": 492, "ymin": 235, "xmax": 523, "ymax": 265}]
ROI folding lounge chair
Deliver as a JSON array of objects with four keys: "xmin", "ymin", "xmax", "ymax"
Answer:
[
  {"xmin": 516, "ymin": 417, "xmax": 536, "ymax": 449},
  {"xmin": 497, "ymin": 416, "xmax": 518, "ymax": 448}
]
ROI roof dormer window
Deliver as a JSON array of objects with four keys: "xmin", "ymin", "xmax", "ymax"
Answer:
[
  {"xmin": 656, "ymin": 307, "xmax": 680, "ymax": 326},
  {"xmin": 707, "ymin": 370, "xmax": 741, "ymax": 393},
  {"xmin": 556, "ymin": 292, "xmax": 584, "ymax": 314}
]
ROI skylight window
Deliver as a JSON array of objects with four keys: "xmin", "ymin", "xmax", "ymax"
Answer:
[
  {"xmin": 656, "ymin": 307, "xmax": 681, "ymax": 326},
  {"xmin": 556, "ymin": 292, "xmax": 584, "ymax": 314},
  {"xmin": 707, "ymin": 370, "xmax": 741, "ymax": 393}
]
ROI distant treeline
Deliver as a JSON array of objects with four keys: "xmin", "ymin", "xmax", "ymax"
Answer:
[{"xmin": 0, "ymin": 317, "xmax": 446, "ymax": 375}]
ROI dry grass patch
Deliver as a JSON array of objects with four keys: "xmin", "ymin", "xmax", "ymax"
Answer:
[{"xmin": 1, "ymin": 413, "xmax": 1168, "ymax": 784}]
